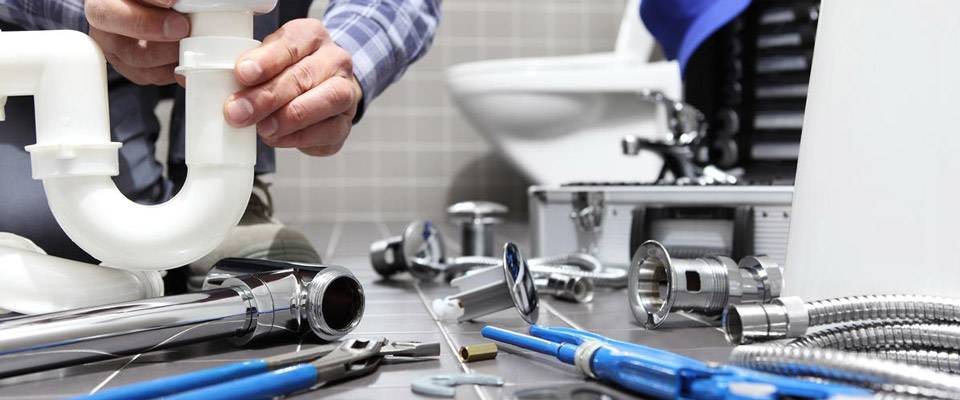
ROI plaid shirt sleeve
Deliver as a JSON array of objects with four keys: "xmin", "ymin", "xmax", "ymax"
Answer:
[
  {"xmin": 0, "ymin": 0, "xmax": 88, "ymax": 32},
  {"xmin": 323, "ymin": 0, "xmax": 441, "ymax": 111}
]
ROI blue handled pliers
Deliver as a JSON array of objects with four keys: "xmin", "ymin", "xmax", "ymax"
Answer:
[
  {"xmin": 78, "ymin": 338, "xmax": 440, "ymax": 400},
  {"xmin": 482, "ymin": 325, "xmax": 874, "ymax": 399}
]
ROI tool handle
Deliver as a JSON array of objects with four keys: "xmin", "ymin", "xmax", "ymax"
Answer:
[
  {"xmin": 165, "ymin": 364, "xmax": 318, "ymax": 400},
  {"xmin": 74, "ymin": 360, "xmax": 270, "ymax": 400},
  {"xmin": 481, "ymin": 326, "xmax": 578, "ymax": 364}
]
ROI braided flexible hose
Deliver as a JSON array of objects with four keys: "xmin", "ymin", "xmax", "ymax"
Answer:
[
  {"xmin": 805, "ymin": 295, "xmax": 960, "ymax": 327},
  {"xmin": 730, "ymin": 345, "xmax": 960, "ymax": 397},
  {"xmin": 788, "ymin": 323, "xmax": 960, "ymax": 351}
]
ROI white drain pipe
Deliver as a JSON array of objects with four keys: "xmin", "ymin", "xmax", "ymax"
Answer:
[{"xmin": 0, "ymin": 0, "xmax": 277, "ymax": 271}]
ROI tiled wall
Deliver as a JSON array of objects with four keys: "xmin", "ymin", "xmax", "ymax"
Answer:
[{"xmin": 272, "ymin": 0, "xmax": 628, "ymax": 223}]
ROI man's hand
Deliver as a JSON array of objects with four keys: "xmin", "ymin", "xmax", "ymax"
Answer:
[
  {"xmin": 224, "ymin": 19, "xmax": 362, "ymax": 157},
  {"xmin": 85, "ymin": 0, "xmax": 189, "ymax": 86}
]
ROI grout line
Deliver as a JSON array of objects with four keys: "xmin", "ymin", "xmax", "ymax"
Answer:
[
  {"xmin": 88, "ymin": 354, "xmax": 141, "ymax": 394},
  {"xmin": 323, "ymin": 221, "xmax": 344, "ymax": 262},
  {"xmin": 677, "ymin": 312, "xmax": 726, "ymax": 334},
  {"xmin": 411, "ymin": 281, "xmax": 489, "ymax": 400},
  {"xmin": 540, "ymin": 301, "xmax": 585, "ymax": 331}
]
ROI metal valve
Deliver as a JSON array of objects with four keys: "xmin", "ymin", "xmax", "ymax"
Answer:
[
  {"xmin": 628, "ymin": 240, "xmax": 782, "ymax": 329},
  {"xmin": 447, "ymin": 201, "xmax": 508, "ymax": 257},
  {"xmin": 432, "ymin": 243, "xmax": 539, "ymax": 324}
]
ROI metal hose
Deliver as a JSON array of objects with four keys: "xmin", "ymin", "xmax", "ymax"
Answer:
[
  {"xmin": 724, "ymin": 295, "xmax": 960, "ymax": 344},
  {"xmin": 729, "ymin": 345, "xmax": 960, "ymax": 398},
  {"xmin": 788, "ymin": 322, "xmax": 960, "ymax": 351},
  {"xmin": 805, "ymin": 295, "xmax": 960, "ymax": 327}
]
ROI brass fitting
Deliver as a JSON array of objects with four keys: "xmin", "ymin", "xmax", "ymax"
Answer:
[{"xmin": 459, "ymin": 343, "xmax": 498, "ymax": 363}]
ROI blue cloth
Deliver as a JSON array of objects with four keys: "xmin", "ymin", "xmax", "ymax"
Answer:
[
  {"xmin": 640, "ymin": 0, "xmax": 751, "ymax": 72},
  {"xmin": 0, "ymin": 0, "xmax": 440, "ymax": 262}
]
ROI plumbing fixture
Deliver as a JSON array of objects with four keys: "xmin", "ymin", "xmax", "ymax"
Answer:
[
  {"xmin": 370, "ymin": 221, "xmax": 621, "ymax": 287},
  {"xmin": 0, "ymin": 258, "xmax": 364, "ymax": 378},
  {"xmin": 370, "ymin": 220, "xmax": 447, "ymax": 281},
  {"xmin": 535, "ymin": 274, "xmax": 594, "ymax": 304},
  {"xmin": 0, "ymin": 234, "xmax": 164, "ymax": 314},
  {"xmin": 411, "ymin": 374, "xmax": 505, "ymax": 398},
  {"xmin": 0, "ymin": 0, "xmax": 277, "ymax": 270},
  {"xmin": 723, "ymin": 295, "xmax": 960, "ymax": 345},
  {"xmin": 628, "ymin": 240, "xmax": 782, "ymax": 329},
  {"xmin": 432, "ymin": 243, "xmax": 539, "ymax": 324},
  {"xmin": 621, "ymin": 91, "xmax": 739, "ymax": 186},
  {"xmin": 458, "ymin": 343, "xmax": 498, "ymax": 363},
  {"xmin": 447, "ymin": 201, "xmax": 508, "ymax": 257}
]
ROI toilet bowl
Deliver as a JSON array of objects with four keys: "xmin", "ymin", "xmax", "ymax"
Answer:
[{"xmin": 447, "ymin": 0, "xmax": 682, "ymax": 185}]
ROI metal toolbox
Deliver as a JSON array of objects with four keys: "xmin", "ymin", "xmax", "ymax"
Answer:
[{"xmin": 529, "ymin": 184, "xmax": 794, "ymax": 269}]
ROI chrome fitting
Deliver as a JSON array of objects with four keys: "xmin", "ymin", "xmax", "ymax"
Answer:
[
  {"xmin": 369, "ymin": 220, "xmax": 445, "ymax": 280},
  {"xmin": 535, "ymin": 274, "xmax": 594, "ymax": 303},
  {"xmin": 723, "ymin": 296, "xmax": 809, "ymax": 344},
  {"xmin": 447, "ymin": 201, "xmax": 508, "ymax": 257},
  {"xmin": 432, "ymin": 243, "xmax": 539, "ymax": 324},
  {"xmin": 627, "ymin": 240, "xmax": 783, "ymax": 329}
]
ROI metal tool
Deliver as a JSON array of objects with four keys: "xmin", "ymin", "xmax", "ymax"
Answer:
[
  {"xmin": 0, "ymin": 258, "xmax": 365, "ymax": 378},
  {"xmin": 448, "ymin": 201, "xmax": 508, "ymax": 257},
  {"xmin": 124, "ymin": 338, "xmax": 440, "ymax": 400},
  {"xmin": 432, "ymin": 243, "xmax": 539, "ymax": 324},
  {"xmin": 369, "ymin": 221, "xmax": 620, "ymax": 288},
  {"xmin": 481, "ymin": 325, "xmax": 873, "ymax": 399},
  {"xmin": 79, "ymin": 340, "xmax": 439, "ymax": 400},
  {"xmin": 458, "ymin": 343, "xmax": 498, "ymax": 363},
  {"xmin": 411, "ymin": 374, "xmax": 505, "ymax": 398},
  {"xmin": 628, "ymin": 240, "xmax": 782, "ymax": 329}
]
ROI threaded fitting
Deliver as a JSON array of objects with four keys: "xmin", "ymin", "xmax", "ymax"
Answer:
[
  {"xmin": 723, "ymin": 297, "xmax": 808, "ymax": 344},
  {"xmin": 629, "ymin": 240, "xmax": 783, "ymax": 329}
]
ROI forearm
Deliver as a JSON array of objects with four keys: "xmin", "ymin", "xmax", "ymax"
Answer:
[
  {"xmin": 323, "ymin": 0, "xmax": 441, "ymax": 110},
  {"xmin": 0, "ymin": 0, "xmax": 88, "ymax": 31}
]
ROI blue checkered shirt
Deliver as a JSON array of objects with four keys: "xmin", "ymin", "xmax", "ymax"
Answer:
[{"xmin": 0, "ymin": 0, "xmax": 440, "ymax": 108}]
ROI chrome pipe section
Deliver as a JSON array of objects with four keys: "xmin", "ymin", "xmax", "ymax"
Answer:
[
  {"xmin": 0, "ymin": 258, "xmax": 364, "ymax": 378},
  {"xmin": 535, "ymin": 274, "xmax": 594, "ymax": 304},
  {"xmin": 628, "ymin": 240, "xmax": 782, "ymax": 329},
  {"xmin": 724, "ymin": 295, "xmax": 960, "ymax": 344}
]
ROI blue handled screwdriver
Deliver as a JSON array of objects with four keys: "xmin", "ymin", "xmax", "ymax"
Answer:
[{"xmin": 481, "ymin": 325, "xmax": 873, "ymax": 399}]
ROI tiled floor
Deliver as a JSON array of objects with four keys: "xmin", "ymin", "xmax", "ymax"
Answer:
[{"xmin": 0, "ymin": 222, "xmax": 732, "ymax": 399}]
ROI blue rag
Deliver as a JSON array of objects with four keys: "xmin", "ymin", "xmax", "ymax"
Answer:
[{"xmin": 640, "ymin": 0, "xmax": 752, "ymax": 72}]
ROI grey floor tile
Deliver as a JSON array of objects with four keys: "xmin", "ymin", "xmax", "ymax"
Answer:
[{"xmin": 0, "ymin": 221, "xmax": 735, "ymax": 400}]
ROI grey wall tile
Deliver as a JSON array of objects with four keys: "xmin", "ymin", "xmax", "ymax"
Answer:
[{"xmin": 275, "ymin": 0, "xmax": 628, "ymax": 222}]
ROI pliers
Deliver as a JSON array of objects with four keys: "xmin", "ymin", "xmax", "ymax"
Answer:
[{"xmin": 79, "ymin": 338, "xmax": 440, "ymax": 400}]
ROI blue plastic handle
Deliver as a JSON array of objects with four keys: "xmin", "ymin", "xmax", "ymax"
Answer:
[
  {"xmin": 74, "ymin": 360, "xmax": 270, "ymax": 400},
  {"xmin": 165, "ymin": 364, "xmax": 319, "ymax": 400},
  {"xmin": 488, "ymin": 325, "xmax": 874, "ymax": 400}
]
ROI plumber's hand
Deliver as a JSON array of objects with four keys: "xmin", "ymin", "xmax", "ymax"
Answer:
[
  {"xmin": 85, "ymin": 0, "xmax": 188, "ymax": 86},
  {"xmin": 224, "ymin": 19, "xmax": 362, "ymax": 157}
]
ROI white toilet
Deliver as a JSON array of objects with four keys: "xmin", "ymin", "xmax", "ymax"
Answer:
[{"xmin": 447, "ymin": 0, "xmax": 682, "ymax": 185}]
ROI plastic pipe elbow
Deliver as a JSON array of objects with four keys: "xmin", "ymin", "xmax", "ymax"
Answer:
[{"xmin": 42, "ymin": 167, "xmax": 253, "ymax": 270}]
